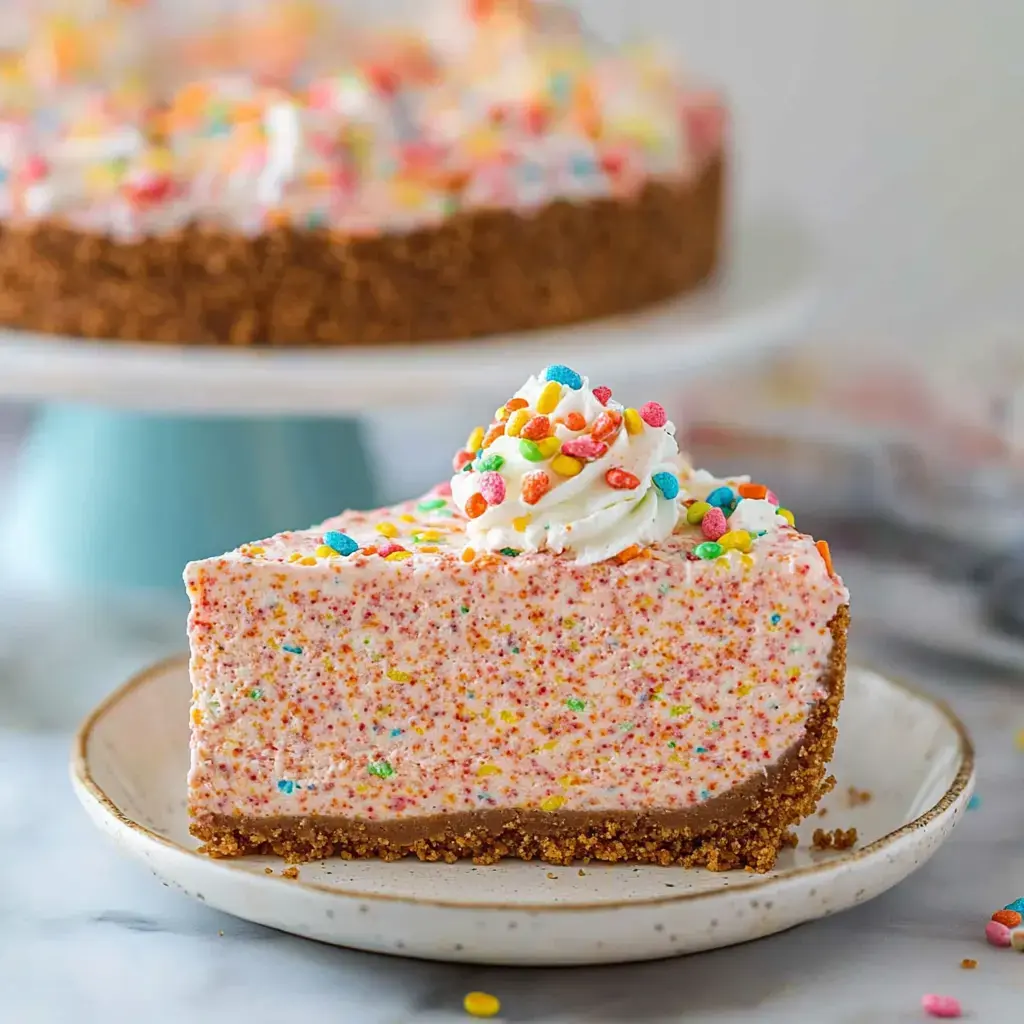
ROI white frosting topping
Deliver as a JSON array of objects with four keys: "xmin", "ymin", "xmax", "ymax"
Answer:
[
  {"xmin": 451, "ymin": 369, "xmax": 682, "ymax": 564},
  {"xmin": 727, "ymin": 496, "xmax": 788, "ymax": 535}
]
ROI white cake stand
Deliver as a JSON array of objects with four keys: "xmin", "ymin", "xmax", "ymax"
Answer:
[{"xmin": 0, "ymin": 213, "xmax": 817, "ymax": 591}]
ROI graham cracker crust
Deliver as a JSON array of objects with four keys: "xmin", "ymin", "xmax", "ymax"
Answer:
[
  {"xmin": 0, "ymin": 156, "xmax": 723, "ymax": 347},
  {"xmin": 191, "ymin": 605, "xmax": 848, "ymax": 872}
]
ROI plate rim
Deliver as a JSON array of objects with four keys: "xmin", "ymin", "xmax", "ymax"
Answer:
[{"xmin": 70, "ymin": 653, "xmax": 975, "ymax": 914}]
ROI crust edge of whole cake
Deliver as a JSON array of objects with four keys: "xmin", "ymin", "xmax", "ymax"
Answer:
[
  {"xmin": 190, "ymin": 603, "xmax": 847, "ymax": 873},
  {"xmin": 0, "ymin": 157, "xmax": 723, "ymax": 347}
]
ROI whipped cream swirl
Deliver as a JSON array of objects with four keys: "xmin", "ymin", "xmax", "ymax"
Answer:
[{"xmin": 451, "ymin": 368, "xmax": 683, "ymax": 564}]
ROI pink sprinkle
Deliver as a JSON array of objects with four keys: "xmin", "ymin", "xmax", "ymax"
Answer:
[
  {"xmin": 436, "ymin": 481, "xmax": 453, "ymax": 497},
  {"xmin": 479, "ymin": 471, "xmax": 506, "ymax": 506},
  {"xmin": 376, "ymin": 542, "xmax": 405, "ymax": 558},
  {"xmin": 986, "ymin": 920, "xmax": 1012, "ymax": 947},
  {"xmin": 561, "ymin": 437, "xmax": 609, "ymax": 461},
  {"xmin": 765, "ymin": 489, "xmax": 779, "ymax": 506},
  {"xmin": 21, "ymin": 155, "xmax": 49, "ymax": 182},
  {"xmin": 921, "ymin": 994, "xmax": 961, "ymax": 1018},
  {"xmin": 701, "ymin": 507, "xmax": 728, "ymax": 541},
  {"xmin": 639, "ymin": 401, "xmax": 667, "ymax": 427},
  {"xmin": 592, "ymin": 386, "xmax": 612, "ymax": 406}
]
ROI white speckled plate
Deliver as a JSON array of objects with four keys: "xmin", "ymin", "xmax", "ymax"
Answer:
[{"xmin": 71, "ymin": 659, "xmax": 973, "ymax": 966}]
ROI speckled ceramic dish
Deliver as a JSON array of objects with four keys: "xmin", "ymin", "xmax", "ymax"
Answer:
[{"xmin": 70, "ymin": 659, "xmax": 973, "ymax": 966}]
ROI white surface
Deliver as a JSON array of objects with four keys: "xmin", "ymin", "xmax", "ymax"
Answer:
[
  {"xmin": 72, "ymin": 659, "xmax": 972, "ymax": 966},
  {"xmin": 0, "ymin": 215, "xmax": 814, "ymax": 415}
]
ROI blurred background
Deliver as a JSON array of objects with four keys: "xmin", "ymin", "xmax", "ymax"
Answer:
[{"xmin": 1, "ymin": 0, "xmax": 1023, "ymax": 689}]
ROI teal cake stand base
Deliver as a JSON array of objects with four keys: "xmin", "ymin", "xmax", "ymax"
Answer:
[{"xmin": 3, "ymin": 405, "xmax": 376, "ymax": 592}]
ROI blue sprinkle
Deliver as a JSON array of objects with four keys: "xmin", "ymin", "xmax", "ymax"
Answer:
[
  {"xmin": 967, "ymin": 794, "xmax": 981, "ymax": 810},
  {"xmin": 543, "ymin": 364, "xmax": 583, "ymax": 390},
  {"xmin": 521, "ymin": 162, "xmax": 544, "ymax": 184},
  {"xmin": 652, "ymin": 471, "xmax": 680, "ymax": 500},
  {"xmin": 281, "ymin": 643, "xmax": 303, "ymax": 655},
  {"xmin": 570, "ymin": 154, "xmax": 597, "ymax": 177},
  {"xmin": 1004, "ymin": 897, "xmax": 1024, "ymax": 914},
  {"xmin": 700, "ymin": 789, "xmax": 710, "ymax": 800},
  {"xmin": 695, "ymin": 746, "xmax": 708, "ymax": 754},
  {"xmin": 277, "ymin": 779, "xmax": 295, "ymax": 795},
  {"xmin": 770, "ymin": 613, "xmax": 781, "ymax": 625},
  {"xmin": 323, "ymin": 531, "xmax": 358, "ymax": 556},
  {"xmin": 707, "ymin": 486, "xmax": 735, "ymax": 508},
  {"xmin": 390, "ymin": 728, "xmax": 403, "ymax": 737},
  {"xmin": 550, "ymin": 71, "xmax": 573, "ymax": 104}
]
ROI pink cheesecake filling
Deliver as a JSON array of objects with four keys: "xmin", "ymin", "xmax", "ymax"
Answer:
[{"xmin": 186, "ymin": 489, "xmax": 846, "ymax": 825}]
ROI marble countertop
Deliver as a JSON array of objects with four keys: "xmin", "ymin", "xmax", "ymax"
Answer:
[{"xmin": 1, "ymin": 582, "xmax": 1021, "ymax": 1024}]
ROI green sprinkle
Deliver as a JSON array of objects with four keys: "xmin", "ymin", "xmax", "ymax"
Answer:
[
  {"xmin": 519, "ymin": 439, "xmax": 544, "ymax": 462},
  {"xmin": 566, "ymin": 697, "xmax": 587, "ymax": 712},
  {"xmin": 620, "ymin": 722, "xmax": 635, "ymax": 732},
  {"xmin": 460, "ymin": 604, "xmax": 470, "ymax": 614},
  {"xmin": 477, "ymin": 453, "xmax": 505, "ymax": 473},
  {"xmin": 282, "ymin": 643, "xmax": 303, "ymax": 655},
  {"xmin": 368, "ymin": 760, "xmax": 395, "ymax": 779},
  {"xmin": 658, "ymin": 583, "xmax": 671, "ymax": 595},
  {"xmin": 686, "ymin": 501, "xmax": 711, "ymax": 525},
  {"xmin": 499, "ymin": 547, "xmax": 521, "ymax": 557},
  {"xmin": 249, "ymin": 688, "xmax": 263, "ymax": 700},
  {"xmin": 511, "ymin": 646, "xmax": 520, "ymax": 654},
  {"xmin": 417, "ymin": 498, "xmax": 447, "ymax": 511},
  {"xmin": 694, "ymin": 541, "xmax": 724, "ymax": 560},
  {"xmin": 668, "ymin": 740, "xmax": 677, "ymax": 748}
]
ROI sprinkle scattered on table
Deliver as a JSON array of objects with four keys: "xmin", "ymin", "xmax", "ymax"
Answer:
[
  {"xmin": 463, "ymin": 991, "xmax": 501, "ymax": 1019},
  {"xmin": 990, "ymin": 909, "xmax": 1021, "ymax": 929},
  {"xmin": 959, "ymin": 958, "xmax": 977, "ymax": 969},
  {"xmin": 921, "ymin": 993, "xmax": 961, "ymax": 1018}
]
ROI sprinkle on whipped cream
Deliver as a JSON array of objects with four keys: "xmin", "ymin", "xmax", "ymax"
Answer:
[{"xmin": 451, "ymin": 365, "xmax": 685, "ymax": 564}]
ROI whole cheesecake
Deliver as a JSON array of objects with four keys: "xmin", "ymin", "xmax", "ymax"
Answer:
[
  {"xmin": 0, "ymin": 0, "xmax": 725, "ymax": 347},
  {"xmin": 185, "ymin": 366, "xmax": 848, "ymax": 870}
]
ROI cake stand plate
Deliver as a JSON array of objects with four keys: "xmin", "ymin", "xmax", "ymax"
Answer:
[
  {"xmin": 72, "ymin": 662, "xmax": 972, "ymax": 967},
  {"xmin": 0, "ymin": 215, "xmax": 815, "ymax": 590},
  {"xmin": 0, "ymin": 215, "xmax": 813, "ymax": 415}
]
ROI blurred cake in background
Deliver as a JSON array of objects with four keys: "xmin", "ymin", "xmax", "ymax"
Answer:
[{"xmin": 0, "ymin": 0, "xmax": 727, "ymax": 346}]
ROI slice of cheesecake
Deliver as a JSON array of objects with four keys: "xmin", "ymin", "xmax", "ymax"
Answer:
[{"xmin": 186, "ymin": 366, "xmax": 848, "ymax": 871}]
